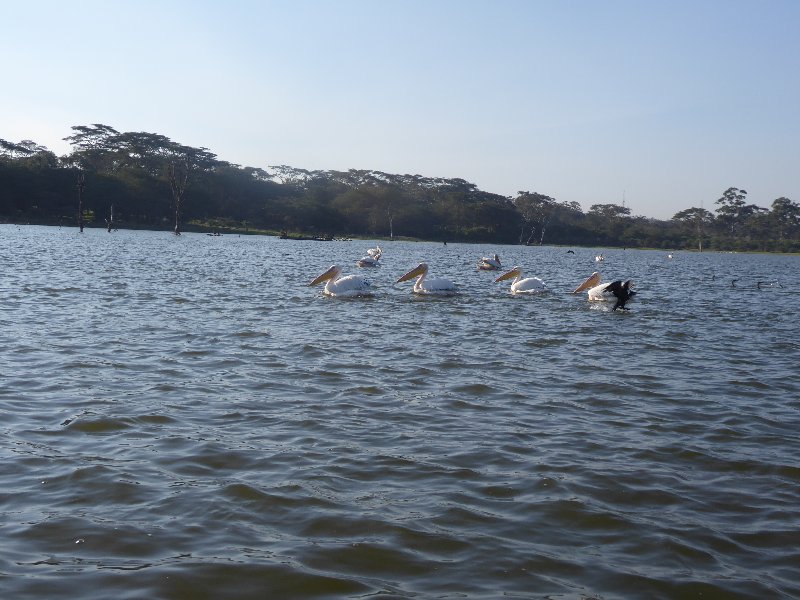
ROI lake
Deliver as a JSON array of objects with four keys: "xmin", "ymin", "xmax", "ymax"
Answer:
[{"xmin": 1, "ymin": 224, "xmax": 798, "ymax": 599}]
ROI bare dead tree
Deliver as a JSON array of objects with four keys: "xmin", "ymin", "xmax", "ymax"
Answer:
[
  {"xmin": 105, "ymin": 204, "xmax": 114, "ymax": 232},
  {"xmin": 76, "ymin": 171, "xmax": 85, "ymax": 232},
  {"xmin": 168, "ymin": 160, "xmax": 189, "ymax": 235}
]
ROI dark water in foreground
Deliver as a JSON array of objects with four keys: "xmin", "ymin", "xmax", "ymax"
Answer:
[{"xmin": 1, "ymin": 225, "xmax": 799, "ymax": 599}]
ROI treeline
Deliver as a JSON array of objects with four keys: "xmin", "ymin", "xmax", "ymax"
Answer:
[{"xmin": 2, "ymin": 124, "xmax": 798, "ymax": 251}]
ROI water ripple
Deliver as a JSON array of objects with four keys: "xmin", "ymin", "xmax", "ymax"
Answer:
[{"xmin": 1, "ymin": 227, "xmax": 799, "ymax": 599}]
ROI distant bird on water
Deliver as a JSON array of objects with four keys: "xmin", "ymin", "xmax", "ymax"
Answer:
[
  {"xmin": 757, "ymin": 280, "xmax": 782, "ymax": 289},
  {"xmin": 356, "ymin": 245, "xmax": 382, "ymax": 268},
  {"xmin": 477, "ymin": 254, "xmax": 502, "ymax": 270}
]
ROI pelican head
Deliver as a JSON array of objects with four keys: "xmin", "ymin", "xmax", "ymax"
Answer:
[
  {"xmin": 309, "ymin": 265, "xmax": 341, "ymax": 286},
  {"xmin": 572, "ymin": 271, "xmax": 601, "ymax": 294},
  {"xmin": 495, "ymin": 266, "xmax": 522, "ymax": 283},
  {"xmin": 397, "ymin": 262, "xmax": 428, "ymax": 283}
]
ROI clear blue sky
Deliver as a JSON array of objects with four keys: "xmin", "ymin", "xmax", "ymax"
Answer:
[{"xmin": 2, "ymin": 0, "xmax": 798, "ymax": 219}]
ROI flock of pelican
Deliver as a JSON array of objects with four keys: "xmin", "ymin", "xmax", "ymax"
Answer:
[{"xmin": 309, "ymin": 247, "xmax": 638, "ymax": 310}]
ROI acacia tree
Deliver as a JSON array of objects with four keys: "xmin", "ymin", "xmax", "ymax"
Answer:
[
  {"xmin": 714, "ymin": 187, "xmax": 748, "ymax": 235},
  {"xmin": 672, "ymin": 207, "xmax": 714, "ymax": 251},
  {"xmin": 166, "ymin": 144, "xmax": 219, "ymax": 235},
  {"xmin": 0, "ymin": 138, "xmax": 36, "ymax": 160},
  {"xmin": 588, "ymin": 203, "xmax": 631, "ymax": 220},
  {"xmin": 515, "ymin": 191, "xmax": 557, "ymax": 245},
  {"xmin": 62, "ymin": 124, "xmax": 121, "ymax": 172},
  {"xmin": 586, "ymin": 203, "xmax": 631, "ymax": 244},
  {"xmin": 64, "ymin": 124, "xmax": 221, "ymax": 233},
  {"xmin": 738, "ymin": 204, "xmax": 769, "ymax": 244},
  {"xmin": 770, "ymin": 197, "xmax": 800, "ymax": 241},
  {"xmin": 1, "ymin": 139, "xmax": 58, "ymax": 170},
  {"xmin": 0, "ymin": 138, "xmax": 21, "ymax": 159}
]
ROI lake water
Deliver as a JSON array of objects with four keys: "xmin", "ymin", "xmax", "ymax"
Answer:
[{"xmin": 1, "ymin": 224, "xmax": 799, "ymax": 599}]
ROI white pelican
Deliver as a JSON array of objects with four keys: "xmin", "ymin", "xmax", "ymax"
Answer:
[
  {"xmin": 356, "ymin": 245, "xmax": 382, "ymax": 267},
  {"xmin": 477, "ymin": 253, "xmax": 502, "ymax": 270},
  {"xmin": 309, "ymin": 265, "xmax": 373, "ymax": 297},
  {"xmin": 396, "ymin": 262, "xmax": 457, "ymax": 295},
  {"xmin": 495, "ymin": 266, "xmax": 547, "ymax": 294},
  {"xmin": 356, "ymin": 255, "xmax": 380, "ymax": 267}
]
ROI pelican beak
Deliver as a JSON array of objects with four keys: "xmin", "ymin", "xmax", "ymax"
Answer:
[
  {"xmin": 309, "ymin": 265, "xmax": 337, "ymax": 286},
  {"xmin": 397, "ymin": 264, "xmax": 425, "ymax": 283},
  {"xmin": 495, "ymin": 268, "xmax": 520, "ymax": 283},
  {"xmin": 572, "ymin": 272, "xmax": 601, "ymax": 294}
]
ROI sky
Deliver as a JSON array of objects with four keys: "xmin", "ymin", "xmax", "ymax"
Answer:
[{"xmin": 2, "ymin": 0, "xmax": 798, "ymax": 219}]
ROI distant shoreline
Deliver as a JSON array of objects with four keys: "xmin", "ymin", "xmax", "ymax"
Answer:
[{"xmin": 4, "ymin": 222, "xmax": 798, "ymax": 256}]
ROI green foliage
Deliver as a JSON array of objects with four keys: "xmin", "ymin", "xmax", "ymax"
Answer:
[{"xmin": 1, "ymin": 127, "xmax": 798, "ymax": 251}]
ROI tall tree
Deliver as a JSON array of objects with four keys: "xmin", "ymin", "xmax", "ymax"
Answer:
[
  {"xmin": 168, "ymin": 160, "xmax": 188, "ymax": 235},
  {"xmin": 672, "ymin": 207, "xmax": 714, "ymax": 251},
  {"xmin": 714, "ymin": 187, "xmax": 748, "ymax": 235},
  {"xmin": 62, "ymin": 124, "xmax": 120, "ymax": 172},
  {"xmin": 76, "ymin": 171, "xmax": 86, "ymax": 232},
  {"xmin": 515, "ymin": 191, "xmax": 556, "ymax": 245},
  {"xmin": 0, "ymin": 139, "xmax": 32, "ymax": 160},
  {"xmin": 769, "ymin": 197, "xmax": 800, "ymax": 240},
  {"xmin": 588, "ymin": 203, "xmax": 631, "ymax": 220},
  {"xmin": 586, "ymin": 203, "xmax": 631, "ymax": 244},
  {"xmin": 165, "ymin": 144, "xmax": 219, "ymax": 235}
]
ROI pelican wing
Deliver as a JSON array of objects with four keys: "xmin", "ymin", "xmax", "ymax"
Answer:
[
  {"xmin": 586, "ymin": 280, "xmax": 636, "ymax": 309},
  {"xmin": 587, "ymin": 282, "xmax": 608, "ymax": 300},
  {"xmin": 603, "ymin": 280, "xmax": 635, "ymax": 310},
  {"xmin": 326, "ymin": 274, "xmax": 373, "ymax": 297},
  {"xmin": 418, "ymin": 276, "xmax": 457, "ymax": 294},
  {"xmin": 356, "ymin": 255, "xmax": 379, "ymax": 267},
  {"xmin": 512, "ymin": 277, "xmax": 547, "ymax": 294}
]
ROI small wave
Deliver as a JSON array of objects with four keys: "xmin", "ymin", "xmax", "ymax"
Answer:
[
  {"xmin": 64, "ymin": 417, "xmax": 133, "ymax": 433},
  {"xmin": 451, "ymin": 383, "xmax": 497, "ymax": 396}
]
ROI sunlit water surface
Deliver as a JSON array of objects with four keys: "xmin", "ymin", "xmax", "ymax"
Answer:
[{"xmin": 1, "ymin": 225, "xmax": 799, "ymax": 599}]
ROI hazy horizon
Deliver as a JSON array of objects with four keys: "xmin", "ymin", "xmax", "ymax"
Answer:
[{"xmin": 2, "ymin": 0, "xmax": 798, "ymax": 219}]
